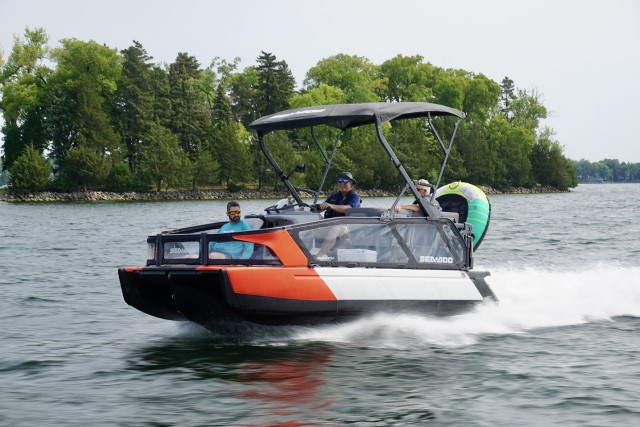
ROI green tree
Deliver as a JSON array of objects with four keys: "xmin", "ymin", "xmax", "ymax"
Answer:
[
  {"xmin": 166, "ymin": 52, "xmax": 211, "ymax": 156},
  {"xmin": 499, "ymin": 76, "xmax": 516, "ymax": 120},
  {"xmin": 138, "ymin": 121, "xmax": 191, "ymax": 192},
  {"xmin": 385, "ymin": 119, "xmax": 440, "ymax": 186},
  {"xmin": 191, "ymin": 148, "xmax": 219, "ymax": 189},
  {"xmin": 150, "ymin": 64, "xmax": 171, "ymax": 124},
  {"xmin": 45, "ymin": 38, "xmax": 124, "ymax": 170},
  {"xmin": 486, "ymin": 116, "xmax": 533, "ymax": 188},
  {"xmin": 432, "ymin": 69, "xmax": 465, "ymax": 111},
  {"xmin": 1, "ymin": 122, "xmax": 23, "ymax": 172},
  {"xmin": 378, "ymin": 54, "xmax": 434, "ymax": 102},
  {"xmin": 0, "ymin": 27, "xmax": 51, "ymax": 171},
  {"xmin": 227, "ymin": 66, "xmax": 259, "ymax": 127},
  {"xmin": 573, "ymin": 159, "xmax": 598, "ymax": 181},
  {"xmin": 602, "ymin": 158, "xmax": 623, "ymax": 181},
  {"xmin": 107, "ymin": 162, "xmax": 134, "ymax": 192},
  {"xmin": 212, "ymin": 83, "xmax": 234, "ymax": 123},
  {"xmin": 213, "ymin": 121, "xmax": 252, "ymax": 189},
  {"xmin": 113, "ymin": 41, "xmax": 154, "ymax": 173},
  {"xmin": 461, "ymin": 73, "xmax": 500, "ymax": 122},
  {"xmin": 595, "ymin": 162, "xmax": 612, "ymax": 181},
  {"xmin": 62, "ymin": 145, "xmax": 111, "ymax": 191},
  {"xmin": 290, "ymin": 83, "xmax": 346, "ymax": 108},
  {"xmin": 208, "ymin": 57, "xmax": 241, "ymax": 87},
  {"xmin": 453, "ymin": 121, "xmax": 495, "ymax": 185},
  {"xmin": 256, "ymin": 51, "xmax": 296, "ymax": 116},
  {"xmin": 8, "ymin": 144, "xmax": 51, "ymax": 193},
  {"xmin": 531, "ymin": 128, "xmax": 577, "ymax": 190},
  {"xmin": 304, "ymin": 54, "xmax": 380, "ymax": 103},
  {"xmin": 74, "ymin": 76, "xmax": 123, "ymax": 159},
  {"xmin": 510, "ymin": 88, "xmax": 547, "ymax": 131},
  {"xmin": 201, "ymin": 57, "xmax": 241, "ymax": 117}
]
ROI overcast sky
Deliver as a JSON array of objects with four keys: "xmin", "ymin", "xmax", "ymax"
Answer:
[{"xmin": 2, "ymin": 0, "xmax": 639, "ymax": 162}]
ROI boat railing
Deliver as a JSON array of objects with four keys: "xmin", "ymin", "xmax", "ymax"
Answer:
[
  {"xmin": 147, "ymin": 229, "xmax": 283, "ymax": 267},
  {"xmin": 146, "ymin": 215, "xmax": 471, "ymax": 270}
]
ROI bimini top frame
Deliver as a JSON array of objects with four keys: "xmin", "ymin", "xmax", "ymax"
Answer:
[{"xmin": 249, "ymin": 102, "xmax": 466, "ymax": 220}]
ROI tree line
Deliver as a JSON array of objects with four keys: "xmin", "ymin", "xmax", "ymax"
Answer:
[
  {"xmin": 0, "ymin": 27, "xmax": 578, "ymax": 195},
  {"xmin": 572, "ymin": 159, "xmax": 640, "ymax": 183}
]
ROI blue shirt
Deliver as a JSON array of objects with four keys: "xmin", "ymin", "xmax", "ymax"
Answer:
[
  {"xmin": 323, "ymin": 190, "xmax": 361, "ymax": 218},
  {"xmin": 209, "ymin": 220, "xmax": 254, "ymax": 259}
]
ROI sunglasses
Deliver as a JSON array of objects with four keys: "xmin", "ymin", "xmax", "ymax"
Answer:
[
  {"xmin": 337, "ymin": 179, "xmax": 351, "ymax": 184},
  {"xmin": 228, "ymin": 210, "xmax": 241, "ymax": 215}
]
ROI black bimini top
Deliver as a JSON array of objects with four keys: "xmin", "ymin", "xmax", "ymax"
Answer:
[{"xmin": 249, "ymin": 102, "xmax": 466, "ymax": 134}]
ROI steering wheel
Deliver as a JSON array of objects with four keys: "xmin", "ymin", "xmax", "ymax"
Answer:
[{"xmin": 264, "ymin": 200, "xmax": 315, "ymax": 213}]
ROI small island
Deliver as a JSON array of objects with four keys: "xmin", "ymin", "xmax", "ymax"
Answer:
[{"xmin": 2, "ymin": 28, "xmax": 636, "ymax": 201}]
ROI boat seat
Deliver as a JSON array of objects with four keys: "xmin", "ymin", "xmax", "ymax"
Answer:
[
  {"xmin": 440, "ymin": 211, "xmax": 459, "ymax": 223},
  {"xmin": 345, "ymin": 207, "xmax": 386, "ymax": 217},
  {"xmin": 408, "ymin": 210, "xmax": 459, "ymax": 223},
  {"xmin": 243, "ymin": 216, "xmax": 265, "ymax": 230}
]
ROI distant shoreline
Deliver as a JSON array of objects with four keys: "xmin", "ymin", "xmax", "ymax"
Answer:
[{"xmin": 0, "ymin": 185, "xmax": 567, "ymax": 203}]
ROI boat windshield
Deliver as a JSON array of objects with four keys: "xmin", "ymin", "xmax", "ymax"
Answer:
[{"xmin": 290, "ymin": 219, "xmax": 468, "ymax": 269}]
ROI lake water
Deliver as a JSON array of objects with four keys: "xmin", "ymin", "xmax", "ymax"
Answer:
[{"xmin": 2, "ymin": 184, "xmax": 640, "ymax": 426}]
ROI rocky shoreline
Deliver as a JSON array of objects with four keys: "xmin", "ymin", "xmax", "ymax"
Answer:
[{"xmin": 0, "ymin": 185, "xmax": 566, "ymax": 203}]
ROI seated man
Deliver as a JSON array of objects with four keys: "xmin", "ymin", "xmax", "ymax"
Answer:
[
  {"xmin": 209, "ymin": 201, "xmax": 254, "ymax": 259},
  {"xmin": 395, "ymin": 178, "xmax": 441, "ymax": 213},
  {"xmin": 316, "ymin": 172, "xmax": 361, "ymax": 258}
]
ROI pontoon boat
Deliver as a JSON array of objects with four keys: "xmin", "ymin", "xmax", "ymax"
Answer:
[{"xmin": 118, "ymin": 102, "xmax": 497, "ymax": 331}]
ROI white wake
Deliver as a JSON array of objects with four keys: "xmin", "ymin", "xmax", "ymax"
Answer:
[{"xmin": 292, "ymin": 266, "xmax": 640, "ymax": 348}]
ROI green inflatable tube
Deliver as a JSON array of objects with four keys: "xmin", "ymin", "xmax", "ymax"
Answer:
[{"xmin": 435, "ymin": 181, "xmax": 491, "ymax": 250}]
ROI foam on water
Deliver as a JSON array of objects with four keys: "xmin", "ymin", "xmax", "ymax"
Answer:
[{"xmin": 292, "ymin": 266, "xmax": 640, "ymax": 349}]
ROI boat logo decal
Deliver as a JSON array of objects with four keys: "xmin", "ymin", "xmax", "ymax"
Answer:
[
  {"xmin": 169, "ymin": 247, "xmax": 191, "ymax": 254},
  {"xmin": 271, "ymin": 109, "xmax": 326, "ymax": 119},
  {"xmin": 419, "ymin": 256, "xmax": 454, "ymax": 264}
]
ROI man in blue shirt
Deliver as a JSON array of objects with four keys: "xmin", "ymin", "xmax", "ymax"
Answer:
[
  {"xmin": 209, "ymin": 201, "xmax": 254, "ymax": 260},
  {"xmin": 316, "ymin": 172, "xmax": 361, "ymax": 258},
  {"xmin": 319, "ymin": 171, "xmax": 361, "ymax": 217}
]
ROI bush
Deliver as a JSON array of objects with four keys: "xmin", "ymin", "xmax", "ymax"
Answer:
[
  {"xmin": 8, "ymin": 145, "xmax": 52, "ymax": 193},
  {"xmin": 107, "ymin": 162, "xmax": 134, "ymax": 192},
  {"xmin": 227, "ymin": 181, "xmax": 246, "ymax": 192},
  {"xmin": 62, "ymin": 146, "xmax": 110, "ymax": 191}
]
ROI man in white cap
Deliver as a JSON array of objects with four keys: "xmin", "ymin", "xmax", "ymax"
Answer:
[{"xmin": 395, "ymin": 178, "xmax": 440, "ymax": 212}]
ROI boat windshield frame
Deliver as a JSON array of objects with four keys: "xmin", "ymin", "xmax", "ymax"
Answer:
[
  {"xmin": 145, "ymin": 215, "xmax": 471, "ymax": 270},
  {"xmin": 249, "ymin": 102, "xmax": 466, "ymax": 219}
]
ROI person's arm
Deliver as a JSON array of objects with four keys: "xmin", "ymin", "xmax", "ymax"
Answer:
[
  {"xmin": 395, "ymin": 204, "xmax": 420, "ymax": 212},
  {"xmin": 321, "ymin": 192, "xmax": 360, "ymax": 213},
  {"xmin": 239, "ymin": 221, "xmax": 254, "ymax": 259},
  {"xmin": 321, "ymin": 203, "xmax": 351, "ymax": 214},
  {"xmin": 240, "ymin": 242, "xmax": 254, "ymax": 259},
  {"xmin": 318, "ymin": 193, "xmax": 333, "ymax": 212},
  {"xmin": 209, "ymin": 223, "xmax": 229, "ymax": 253}
]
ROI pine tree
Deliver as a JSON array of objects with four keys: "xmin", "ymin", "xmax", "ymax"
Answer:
[
  {"xmin": 256, "ymin": 51, "xmax": 295, "ymax": 116},
  {"xmin": 114, "ymin": 41, "xmax": 154, "ymax": 173},
  {"xmin": 8, "ymin": 145, "xmax": 51, "ymax": 193}
]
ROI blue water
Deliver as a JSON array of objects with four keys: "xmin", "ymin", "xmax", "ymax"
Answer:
[{"xmin": 2, "ymin": 184, "xmax": 640, "ymax": 426}]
